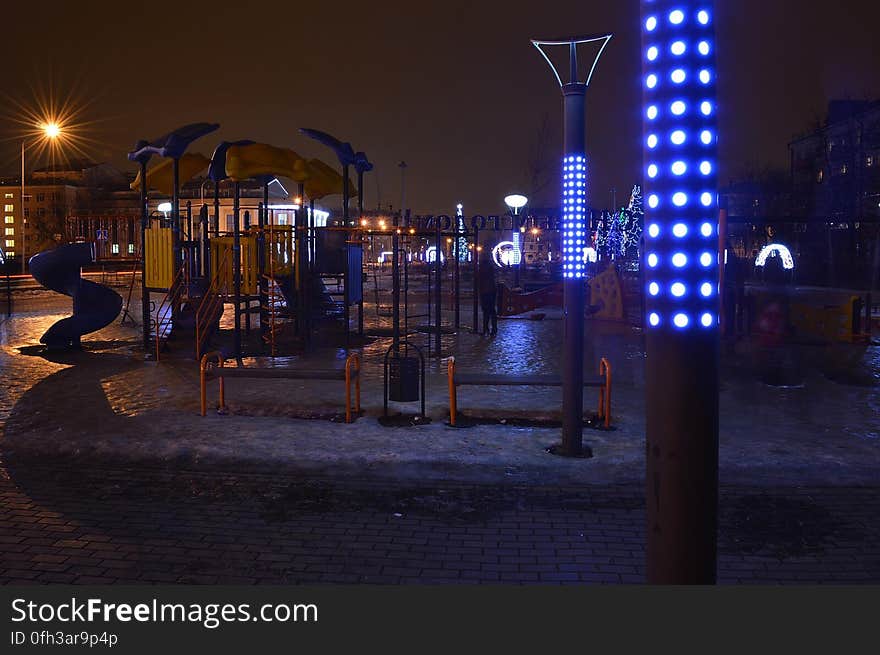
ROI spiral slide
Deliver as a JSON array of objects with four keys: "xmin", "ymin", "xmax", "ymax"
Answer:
[{"xmin": 29, "ymin": 243, "xmax": 123, "ymax": 349}]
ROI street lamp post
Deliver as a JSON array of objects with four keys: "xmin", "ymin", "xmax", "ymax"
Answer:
[
  {"xmin": 641, "ymin": 2, "xmax": 720, "ymax": 584},
  {"xmin": 531, "ymin": 34, "xmax": 612, "ymax": 458},
  {"xmin": 504, "ymin": 194, "xmax": 528, "ymax": 289},
  {"xmin": 20, "ymin": 122, "xmax": 62, "ymax": 273}
]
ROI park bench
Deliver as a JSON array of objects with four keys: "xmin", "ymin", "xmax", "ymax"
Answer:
[
  {"xmin": 200, "ymin": 352, "xmax": 361, "ymax": 423},
  {"xmin": 447, "ymin": 356, "xmax": 611, "ymax": 428}
]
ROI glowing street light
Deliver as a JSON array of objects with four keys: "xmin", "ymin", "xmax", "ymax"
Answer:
[
  {"xmin": 532, "ymin": 32, "xmax": 612, "ymax": 457},
  {"xmin": 42, "ymin": 122, "xmax": 61, "ymax": 139},
  {"xmin": 21, "ymin": 120, "xmax": 62, "ymax": 272},
  {"xmin": 642, "ymin": 0, "xmax": 720, "ymax": 585},
  {"xmin": 504, "ymin": 194, "xmax": 528, "ymax": 287}
]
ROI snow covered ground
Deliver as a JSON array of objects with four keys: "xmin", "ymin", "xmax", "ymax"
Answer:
[{"xmin": 1, "ymin": 289, "xmax": 878, "ymax": 486}]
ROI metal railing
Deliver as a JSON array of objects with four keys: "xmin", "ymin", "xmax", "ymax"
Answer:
[{"xmin": 194, "ymin": 246, "xmax": 231, "ymax": 359}]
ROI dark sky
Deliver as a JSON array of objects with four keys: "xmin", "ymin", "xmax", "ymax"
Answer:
[{"xmin": 1, "ymin": 1, "xmax": 878, "ymax": 214}]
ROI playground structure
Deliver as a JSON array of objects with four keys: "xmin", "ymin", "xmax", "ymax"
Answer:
[
  {"xmin": 128, "ymin": 124, "xmax": 366, "ymax": 361},
  {"xmin": 28, "ymin": 242, "xmax": 122, "ymax": 349}
]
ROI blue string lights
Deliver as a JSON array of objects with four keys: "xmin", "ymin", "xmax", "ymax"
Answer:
[
  {"xmin": 562, "ymin": 154, "xmax": 587, "ymax": 279},
  {"xmin": 642, "ymin": 2, "xmax": 718, "ymax": 330}
]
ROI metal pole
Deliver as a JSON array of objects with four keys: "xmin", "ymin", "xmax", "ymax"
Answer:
[
  {"xmin": 392, "ymin": 213, "xmax": 401, "ymax": 354},
  {"xmin": 357, "ymin": 169, "xmax": 365, "ymax": 338},
  {"xmin": 343, "ymin": 164, "xmax": 350, "ymax": 350},
  {"xmin": 454, "ymin": 223, "xmax": 460, "ymax": 329},
  {"xmin": 20, "ymin": 141, "xmax": 25, "ymax": 275},
  {"xmin": 296, "ymin": 183, "xmax": 306, "ymax": 340},
  {"xmin": 642, "ymin": 0, "xmax": 719, "ymax": 584},
  {"xmin": 139, "ymin": 160, "xmax": 151, "ymax": 353},
  {"xmin": 259, "ymin": 184, "xmax": 269, "ymax": 346},
  {"xmin": 233, "ymin": 182, "xmax": 242, "ymax": 359},
  {"xmin": 435, "ymin": 217, "xmax": 442, "ymax": 354},
  {"xmin": 472, "ymin": 226, "xmax": 479, "ymax": 332},
  {"xmin": 172, "ymin": 158, "xmax": 181, "ymax": 273},
  {"xmin": 213, "ymin": 181, "xmax": 220, "ymax": 236},
  {"xmin": 200, "ymin": 204, "xmax": 209, "ymax": 278},
  {"xmin": 561, "ymin": 83, "xmax": 587, "ymax": 457}
]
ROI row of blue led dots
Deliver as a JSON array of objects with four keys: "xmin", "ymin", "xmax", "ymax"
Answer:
[
  {"xmin": 643, "ymin": 5, "xmax": 717, "ymax": 329},
  {"xmin": 562, "ymin": 155, "xmax": 587, "ymax": 279}
]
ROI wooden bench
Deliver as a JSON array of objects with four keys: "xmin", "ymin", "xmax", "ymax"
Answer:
[
  {"xmin": 200, "ymin": 352, "xmax": 361, "ymax": 423},
  {"xmin": 447, "ymin": 356, "xmax": 611, "ymax": 428}
]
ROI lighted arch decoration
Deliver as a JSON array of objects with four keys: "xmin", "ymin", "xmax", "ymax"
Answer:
[
  {"xmin": 426, "ymin": 246, "xmax": 445, "ymax": 264},
  {"xmin": 492, "ymin": 241, "xmax": 517, "ymax": 268},
  {"xmin": 755, "ymin": 243, "xmax": 795, "ymax": 270},
  {"xmin": 584, "ymin": 247, "xmax": 598, "ymax": 263},
  {"xmin": 642, "ymin": 2, "xmax": 718, "ymax": 331}
]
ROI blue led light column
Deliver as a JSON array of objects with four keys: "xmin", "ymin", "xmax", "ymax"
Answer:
[
  {"xmin": 641, "ymin": 1, "xmax": 719, "ymax": 583},
  {"xmin": 532, "ymin": 34, "xmax": 612, "ymax": 457}
]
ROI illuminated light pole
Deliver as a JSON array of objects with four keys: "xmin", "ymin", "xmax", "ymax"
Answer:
[
  {"xmin": 504, "ymin": 194, "xmax": 528, "ymax": 289},
  {"xmin": 641, "ymin": 1, "xmax": 720, "ymax": 584},
  {"xmin": 532, "ymin": 33, "xmax": 612, "ymax": 458},
  {"xmin": 21, "ymin": 122, "xmax": 62, "ymax": 273}
]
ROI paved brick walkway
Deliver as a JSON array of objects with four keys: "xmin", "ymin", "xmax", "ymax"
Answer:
[{"xmin": 2, "ymin": 464, "xmax": 878, "ymax": 584}]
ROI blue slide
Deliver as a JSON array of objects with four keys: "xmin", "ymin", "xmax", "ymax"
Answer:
[{"xmin": 29, "ymin": 243, "xmax": 123, "ymax": 350}]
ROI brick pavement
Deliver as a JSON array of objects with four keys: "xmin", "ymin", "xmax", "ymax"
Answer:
[{"xmin": 1, "ymin": 464, "xmax": 878, "ymax": 585}]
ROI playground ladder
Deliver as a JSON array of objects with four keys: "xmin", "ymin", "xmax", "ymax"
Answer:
[
  {"xmin": 154, "ymin": 264, "xmax": 188, "ymax": 361},
  {"xmin": 194, "ymin": 246, "xmax": 231, "ymax": 360}
]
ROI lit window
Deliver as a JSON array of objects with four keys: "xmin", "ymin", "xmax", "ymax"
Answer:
[
  {"xmin": 866, "ymin": 156, "xmax": 874, "ymax": 167},
  {"xmin": 111, "ymin": 243, "xmax": 120, "ymax": 254},
  {"xmin": 4, "ymin": 216, "xmax": 13, "ymax": 224},
  {"xmin": 3, "ymin": 204, "xmax": 13, "ymax": 212},
  {"xmin": 5, "ymin": 239, "xmax": 14, "ymax": 247},
  {"xmin": 3, "ymin": 193, "xmax": 12, "ymax": 199},
  {"xmin": 4, "ymin": 228, "xmax": 13, "ymax": 236},
  {"xmin": 128, "ymin": 243, "xmax": 135, "ymax": 254},
  {"xmin": 36, "ymin": 193, "xmax": 45, "ymax": 202}
]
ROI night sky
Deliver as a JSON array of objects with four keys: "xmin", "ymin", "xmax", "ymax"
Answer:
[{"xmin": 1, "ymin": 0, "xmax": 878, "ymax": 214}]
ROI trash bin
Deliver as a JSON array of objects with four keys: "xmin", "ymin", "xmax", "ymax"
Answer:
[{"xmin": 388, "ymin": 355, "xmax": 420, "ymax": 402}]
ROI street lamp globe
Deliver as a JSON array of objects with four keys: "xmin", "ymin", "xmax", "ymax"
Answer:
[
  {"xmin": 42, "ymin": 122, "xmax": 61, "ymax": 139},
  {"xmin": 504, "ymin": 194, "xmax": 528, "ymax": 213}
]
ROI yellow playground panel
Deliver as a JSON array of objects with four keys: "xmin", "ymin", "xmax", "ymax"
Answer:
[
  {"xmin": 207, "ymin": 231, "xmax": 293, "ymax": 296},
  {"xmin": 261, "ymin": 226, "xmax": 295, "ymax": 277},
  {"xmin": 210, "ymin": 236, "xmax": 258, "ymax": 296},
  {"xmin": 789, "ymin": 296, "xmax": 863, "ymax": 343},
  {"xmin": 588, "ymin": 266, "xmax": 625, "ymax": 321},
  {"xmin": 144, "ymin": 227, "xmax": 175, "ymax": 289}
]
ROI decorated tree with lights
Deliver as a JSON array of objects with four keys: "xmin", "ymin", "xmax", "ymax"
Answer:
[{"xmin": 622, "ymin": 184, "xmax": 644, "ymax": 257}]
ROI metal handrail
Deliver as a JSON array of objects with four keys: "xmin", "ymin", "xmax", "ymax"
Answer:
[
  {"xmin": 154, "ymin": 263, "xmax": 188, "ymax": 361},
  {"xmin": 194, "ymin": 246, "xmax": 231, "ymax": 359}
]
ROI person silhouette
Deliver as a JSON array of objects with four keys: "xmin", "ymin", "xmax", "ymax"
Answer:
[{"xmin": 477, "ymin": 250, "xmax": 498, "ymax": 336}]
